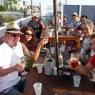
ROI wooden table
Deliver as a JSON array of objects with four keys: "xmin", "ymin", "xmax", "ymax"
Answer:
[
  {"xmin": 23, "ymin": 68, "xmax": 95, "ymax": 95},
  {"xmin": 49, "ymin": 36, "xmax": 80, "ymax": 49}
]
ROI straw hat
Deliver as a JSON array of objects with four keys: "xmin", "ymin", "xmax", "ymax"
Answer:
[{"xmin": 6, "ymin": 21, "xmax": 22, "ymax": 34}]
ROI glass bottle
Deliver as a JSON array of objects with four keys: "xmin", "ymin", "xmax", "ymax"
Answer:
[
  {"xmin": 60, "ymin": 42, "xmax": 65, "ymax": 52},
  {"xmin": 58, "ymin": 49, "xmax": 63, "ymax": 68}
]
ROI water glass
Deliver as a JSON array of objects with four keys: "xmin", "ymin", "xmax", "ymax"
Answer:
[
  {"xmin": 33, "ymin": 82, "xmax": 42, "ymax": 95},
  {"xmin": 36, "ymin": 64, "xmax": 43, "ymax": 74},
  {"xmin": 73, "ymin": 75, "xmax": 81, "ymax": 87}
]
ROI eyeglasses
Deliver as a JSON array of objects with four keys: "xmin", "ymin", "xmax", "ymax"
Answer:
[
  {"xmin": 24, "ymin": 32, "xmax": 33, "ymax": 36},
  {"xmin": 9, "ymin": 33, "xmax": 21, "ymax": 37}
]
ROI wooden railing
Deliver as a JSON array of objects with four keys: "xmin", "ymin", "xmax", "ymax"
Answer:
[{"xmin": 49, "ymin": 35, "xmax": 80, "ymax": 49}]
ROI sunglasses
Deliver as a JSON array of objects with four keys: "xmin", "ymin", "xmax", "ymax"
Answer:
[
  {"xmin": 9, "ymin": 33, "xmax": 21, "ymax": 37},
  {"xmin": 23, "ymin": 32, "xmax": 33, "ymax": 36}
]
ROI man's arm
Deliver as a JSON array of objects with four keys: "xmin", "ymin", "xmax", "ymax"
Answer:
[
  {"xmin": 0, "ymin": 62, "xmax": 25, "ymax": 76},
  {"xmin": 0, "ymin": 66, "xmax": 17, "ymax": 76},
  {"xmin": 77, "ymin": 63, "xmax": 94, "ymax": 75},
  {"xmin": 40, "ymin": 20, "xmax": 46, "ymax": 32}
]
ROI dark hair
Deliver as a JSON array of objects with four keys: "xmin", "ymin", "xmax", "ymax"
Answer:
[
  {"xmin": 90, "ymin": 34, "xmax": 95, "ymax": 39},
  {"xmin": 81, "ymin": 15, "xmax": 88, "ymax": 19},
  {"xmin": 20, "ymin": 26, "xmax": 35, "ymax": 44},
  {"xmin": 20, "ymin": 26, "xmax": 34, "ymax": 35}
]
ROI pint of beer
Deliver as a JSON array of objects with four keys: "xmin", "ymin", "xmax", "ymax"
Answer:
[
  {"xmin": 70, "ymin": 59, "xmax": 79, "ymax": 69},
  {"xmin": 69, "ymin": 52, "xmax": 79, "ymax": 69}
]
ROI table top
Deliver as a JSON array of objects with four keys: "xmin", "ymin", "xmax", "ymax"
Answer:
[{"xmin": 23, "ymin": 68, "xmax": 95, "ymax": 95}]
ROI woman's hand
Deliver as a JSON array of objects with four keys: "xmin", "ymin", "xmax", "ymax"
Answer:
[{"xmin": 38, "ymin": 37, "xmax": 48, "ymax": 48}]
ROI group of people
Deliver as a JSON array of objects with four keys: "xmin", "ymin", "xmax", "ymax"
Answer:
[
  {"xmin": 62, "ymin": 13, "xmax": 95, "ymax": 89},
  {"xmin": 68, "ymin": 16, "xmax": 95, "ymax": 85},
  {"xmin": 62, "ymin": 12, "xmax": 95, "ymax": 86},
  {"xmin": 0, "ymin": 15, "xmax": 48, "ymax": 95},
  {"xmin": 0, "ymin": 10, "xmax": 95, "ymax": 95}
]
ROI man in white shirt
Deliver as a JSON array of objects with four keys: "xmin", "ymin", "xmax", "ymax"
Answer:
[
  {"xmin": 68, "ymin": 12, "xmax": 81, "ymax": 36},
  {"xmin": 69, "ymin": 12, "xmax": 81, "ymax": 30},
  {"xmin": 0, "ymin": 21, "xmax": 26, "ymax": 95},
  {"xmin": 0, "ymin": 21, "xmax": 48, "ymax": 95}
]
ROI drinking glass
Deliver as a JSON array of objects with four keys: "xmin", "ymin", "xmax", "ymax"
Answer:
[
  {"xmin": 69, "ymin": 52, "xmax": 79, "ymax": 69},
  {"xmin": 73, "ymin": 75, "xmax": 81, "ymax": 87},
  {"xmin": 33, "ymin": 82, "xmax": 42, "ymax": 95},
  {"xmin": 41, "ymin": 32, "xmax": 49, "ymax": 48},
  {"xmin": 36, "ymin": 64, "xmax": 44, "ymax": 74}
]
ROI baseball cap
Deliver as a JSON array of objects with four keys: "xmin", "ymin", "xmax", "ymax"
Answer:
[{"xmin": 72, "ymin": 12, "xmax": 78, "ymax": 16}]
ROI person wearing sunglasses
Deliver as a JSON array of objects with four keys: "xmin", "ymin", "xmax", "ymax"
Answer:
[
  {"xmin": 20, "ymin": 26, "xmax": 35, "ymax": 51},
  {"xmin": 0, "ymin": 21, "xmax": 48, "ymax": 95}
]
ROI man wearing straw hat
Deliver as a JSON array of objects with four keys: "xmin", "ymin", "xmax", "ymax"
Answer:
[
  {"xmin": 0, "ymin": 21, "xmax": 48, "ymax": 95},
  {"xmin": 0, "ymin": 21, "xmax": 26, "ymax": 95}
]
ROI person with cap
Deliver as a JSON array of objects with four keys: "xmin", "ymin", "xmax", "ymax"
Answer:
[
  {"xmin": 28, "ymin": 10, "xmax": 46, "ymax": 44},
  {"xmin": 68, "ymin": 12, "xmax": 81, "ymax": 34},
  {"xmin": 0, "ymin": 21, "xmax": 48, "ymax": 95},
  {"xmin": 66, "ymin": 13, "xmax": 81, "ymax": 52}
]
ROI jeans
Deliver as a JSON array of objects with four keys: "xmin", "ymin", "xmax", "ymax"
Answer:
[
  {"xmin": 0, "ymin": 88, "xmax": 21, "ymax": 95},
  {"xmin": 13, "ymin": 77, "xmax": 26, "ymax": 93},
  {"xmin": 0, "ymin": 77, "xmax": 26, "ymax": 95}
]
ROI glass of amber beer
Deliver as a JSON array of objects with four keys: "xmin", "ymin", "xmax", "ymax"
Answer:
[
  {"xmin": 70, "ymin": 59, "xmax": 79, "ymax": 69},
  {"xmin": 69, "ymin": 52, "xmax": 79, "ymax": 69}
]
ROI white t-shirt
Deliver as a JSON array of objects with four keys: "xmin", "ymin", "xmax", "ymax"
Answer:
[
  {"xmin": 0, "ymin": 42, "xmax": 24, "ymax": 92},
  {"xmin": 69, "ymin": 21, "xmax": 81, "ymax": 29}
]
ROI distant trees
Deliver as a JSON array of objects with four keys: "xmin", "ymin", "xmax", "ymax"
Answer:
[
  {"xmin": 0, "ymin": 5, "xmax": 5, "ymax": 11},
  {"xmin": 3, "ymin": 0, "xmax": 21, "ymax": 11}
]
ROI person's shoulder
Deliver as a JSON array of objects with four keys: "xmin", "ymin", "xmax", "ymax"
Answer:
[
  {"xmin": 28, "ymin": 20, "xmax": 32, "ymax": 23},
  {"xmin": 91, "ymin": 55, "xmax": 95, "ymax": 58},
  {"xmin": 89, "ymin": 55, "xmax": 95, "ymax": 61},
  {"xmin": 28, "ymin": 19, "xmax": 33, "ymax": 25},
  {"xmin": 88, "ymin": 55, "xmax": 95, "ymax": 67},
  {"xmin": 17, "ymin": 42, "xmax": 22, "ymax": 47},
  {"xmin": 21, "ymin": 43, "xmax": 27, "ymax": 49},
  {"xmin": 0, "ymin": 42, "xmax": 10, "ymax": 52},
  {"xmin": 0, "ymin": 42, "xmax": 7, "ymax": 47}
]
